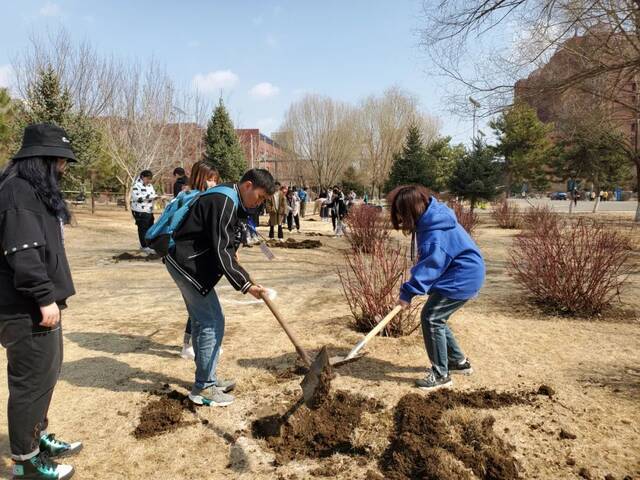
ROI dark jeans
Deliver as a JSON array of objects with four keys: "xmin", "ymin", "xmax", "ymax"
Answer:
[
  {"xmin": 421, "ymin": 292, "xmax": 467, "ymax": 378},
  {"xmin": 269, "ymin": 224, "xmax": 283, "ymax": 239},
  {"xmin": 132, "ymin": 211, "xmax": 154, "ymax": 248},
  {"xmin": 0, "ymin": 309, "xmax": 63, "ymax": 460},
  {"xmin": 185, "ymin": 317, "xmax": 192, "ymax": 336},
  {"xmin": 287, "ymin": 213, "xmax": 300, "ymax": 231}
]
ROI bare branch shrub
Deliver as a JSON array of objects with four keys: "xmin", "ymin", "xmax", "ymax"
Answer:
[
  {"xmin": 344, "ymin": 205, "xmax": 390, "ymax": 253},
  {"xmin": 449, "ymin": 200, "xmax": 479, "ymax": 237},
  {"xmin": 509, "ymin": 216, "xmax": 633, "ymax": 316},
  {"xmin": 338, "ymin": 237, "xmax": 420, "ymax": 337},
  {"xmin": 491, "ymin": 200, "xmax": 523, "ymax": 229}
]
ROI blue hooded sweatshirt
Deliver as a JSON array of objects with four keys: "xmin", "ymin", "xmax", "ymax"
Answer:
[{"xmin": 399, "ymin": 197, "xmax": 485, "ymax": 303}]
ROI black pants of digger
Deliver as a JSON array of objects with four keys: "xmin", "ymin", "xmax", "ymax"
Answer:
[
  {"xmin": 132, "ymin": 211, "xmax": 154, "ymax": 248},
  {"xmin": 0, "ymin": 309, "xmax": 63, "ymax": 460}
]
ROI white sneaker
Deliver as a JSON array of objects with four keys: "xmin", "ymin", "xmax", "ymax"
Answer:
[
  {"xmin": 180, "ymin": 343, "xmax": 195, "ymax": 360},
  {"xmin": 142, "ymin": 247, "xmax": 156, "ymax": 255}
]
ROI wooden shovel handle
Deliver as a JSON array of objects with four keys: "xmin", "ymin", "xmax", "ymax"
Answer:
[
  {"xmin": 260, "ymin": 291, "xmax": 313, "ymax": 367},
  {"xmin": 346, "ymin": 305, "xmax": 403, "ymax": 359}
]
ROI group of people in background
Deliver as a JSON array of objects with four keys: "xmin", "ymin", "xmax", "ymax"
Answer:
[
  {"xmin": 265, "ymin": 183, "xmax": 310, "ymax": 240},
  {"xmin": 316, "ymin": 186, "xmax": 357, "ymax": 236}
]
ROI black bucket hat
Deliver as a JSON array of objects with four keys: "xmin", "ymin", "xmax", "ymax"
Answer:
[{"xmin": 13, "ymin": 123, "xmax": 78, "ymax": 162}]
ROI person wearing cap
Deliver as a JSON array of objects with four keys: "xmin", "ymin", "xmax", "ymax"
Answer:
[
  {"xmin": 130, "ymin": 169, "xmax": 158, "ymax": 254},
  {"xmin": 0, "ymin": 123, "xmax": 82, "ymax": 479}
]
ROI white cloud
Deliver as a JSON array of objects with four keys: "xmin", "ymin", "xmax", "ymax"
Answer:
[
  {"xmin": 249, "ymin": 82, "xmax": 280, "ymax": 99},
  {"xmin": 0, "ymin": 65, "xmax": 14, "ymax": 90},
  {"xmin": 39, "ymin": 2, "xmax": 61, "ymax": 17},
  {"xmin": 192, "ymin": 70, "xmax": 239, "ymax": 93},
  {"xmin": 266, "ymin": 33, "xmax": 278, "ymax": 48},
  {"xmin": 187, "ymin": 40, "xmax": 200, "ymax": 48}
]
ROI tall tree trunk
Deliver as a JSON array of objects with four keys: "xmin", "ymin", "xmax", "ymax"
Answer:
[
  {"xmin": 635, "ymin": 162, "xmax": 640, "ymax": 222},
  {"xmin": 123, "ymin": 183, "xmax": 129, "ymax": 211}
]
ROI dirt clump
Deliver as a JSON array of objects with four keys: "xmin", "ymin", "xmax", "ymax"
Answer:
[
  {"xmin": 559, "ymin": 428, "xmax": 577, "ymax": 440},
  {"xmin": 252, "ymin": 390, "xmax": 382, "ymax": 463},
  {"xmin": 267, "ymin": 238, "xmax": 322, "ymax": 249},
  {"xmin": 578, "ymin": 467, "xmax": 593, "ymax": 479},
  {"xmin": 536, "ymin": 384, "xmax": 556, "ymax": 397},
  {"xmin": 380, "ymin": 389, "xmax": 534, "ymax": 480},
  {"xmin": 113, "ymin": 251, "xmax": 162, "ymax": 262},
  {"xmin": 134, "ymin": 390, "xmax": 195, "ymax": 439}
]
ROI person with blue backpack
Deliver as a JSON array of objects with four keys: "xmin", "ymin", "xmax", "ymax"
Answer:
[
  {"xmin": 146, "ymin": 166, "xmax": 276, "ymax": 407},
  {"xmin": 389, "ymin": 185, "xmax": 485, "ymax": 392}
]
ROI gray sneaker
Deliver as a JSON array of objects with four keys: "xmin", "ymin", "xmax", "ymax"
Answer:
[
  {"xmin": 189, "ymin": 386, "xmax": 234, "ymax": 407},
  {"xmin": 416, "ymin": 371, "xmax": 453, "ymax": 391},
  {"xmin": 215, "ymin": 379, "xmax": 236, "ymax": 393}
]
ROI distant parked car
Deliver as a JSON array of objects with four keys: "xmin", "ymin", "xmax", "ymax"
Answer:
[{"xmin": 549, "ymin": 192, "xmax": 567, "ymax": 200}]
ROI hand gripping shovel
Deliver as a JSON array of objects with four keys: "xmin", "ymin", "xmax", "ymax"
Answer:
[{"xmin": 329, "ymin": 305, "xmax": 403, "ymax": 367}]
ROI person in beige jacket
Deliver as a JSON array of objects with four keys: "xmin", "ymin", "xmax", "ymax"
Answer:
[{"xmin": 266, "ymin": 182, "xmax": 287, "ymax": 240}]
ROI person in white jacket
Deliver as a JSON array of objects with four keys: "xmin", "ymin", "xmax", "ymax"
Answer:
[
  {"xmin": 286, "ymin": 188, "xmax": 301, "ymax": 232},
  {"xmin": 130, "ymin": 170, "xmax": 157, "ymax": 253}
]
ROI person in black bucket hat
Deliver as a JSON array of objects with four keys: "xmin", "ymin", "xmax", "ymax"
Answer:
[{"xmin": 0, "ymin": 123, "xmax": 82, "ymax": 480}]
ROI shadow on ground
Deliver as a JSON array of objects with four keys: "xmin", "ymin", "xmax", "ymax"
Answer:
[
  {"xmin": 61, "ymin": 356, "xmax": 188, "ymax": 392},
  {"xmin": 65, "ymin": 332, "xmax": 181, "ymax": 358}
]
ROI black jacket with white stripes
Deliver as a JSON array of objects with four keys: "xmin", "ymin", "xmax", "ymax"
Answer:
[
  {"xmin": 166, "ymin": 183, "xmax": 253, "ymax": 296},
  {"xmin": 0, "ymin": 177, "xmax": 75, "ymax": 311}
]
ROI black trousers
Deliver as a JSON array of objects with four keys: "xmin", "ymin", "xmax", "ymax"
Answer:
[
  {"xmin": 0, "ymin": 309, "xmax": 63, "ymax": 459},
  {"xmin": 287, "ymin": 213, "xmax": 300, "ymax": 231},
  {"xmin": 269, "ymin": 224, "xmax": 283, "ymax": 239},
  {"xmin": 132, "ymin": 211, "xmax": 154, "ymax": 248}
]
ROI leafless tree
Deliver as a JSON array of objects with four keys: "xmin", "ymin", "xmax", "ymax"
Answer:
[
  {"xmin": 357, "ymin": 87, "xmax": 440, "ymax": 197},
  {"xmin": 281, "ymin": 94, "xmax": 359, "ymax": 189},
  {"xmin": 422, "ymin": 0, "xmax": 640, "ymax": 220}
]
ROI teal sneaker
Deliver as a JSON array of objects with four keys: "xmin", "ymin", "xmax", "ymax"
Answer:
[
  {"xmin": 189, "ymin": 385, "xmax": 234, "ymax": 407},
  {"xmin": 12, "ymin": 452, "xmax": 74, "ymax": 479},
  {"xmin": 40, "ymin": 434, "xmax": 82, "ymax": 459}
]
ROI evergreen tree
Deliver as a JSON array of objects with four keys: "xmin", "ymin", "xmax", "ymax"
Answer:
[
  {"xmin": 204, "ymin": 98, "xmax": 246, "ymax": 181},
  {"xmin": 423, "ymin": 136, "xmax": 465, "ymax": 192},
  {"xmin": 490, "ymin": 101, "xmax": 553, "ymax": 196},
  {"xmin": 20, "ymin": 66, "xmax": 103, "ymax": 189},
  {"xmin": 385, "ymin": 125, "xmax": 434, "ymax": 191},
  {"xmin": 0, "ymin": 88, "xmax": 18, "ymax": 165},
  {"xmin": 448, "ymin": 138, "xmax": 501, "ymax": 211}
]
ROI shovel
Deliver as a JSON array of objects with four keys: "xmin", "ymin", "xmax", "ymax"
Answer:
[
  {"xmin": 259, "ymin": 291, "xmax": 332, "ymax": 406},
  {"xmin": 329, "ymin": 305, "xmax": 403, "ymax": 366}
]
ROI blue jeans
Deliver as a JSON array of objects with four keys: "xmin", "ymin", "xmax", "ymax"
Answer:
[
  {"xmin": 421, "ymin": 292, "xmax": 467, "ymax": 378},
  {"xmin": 167, "ymin": 263, "xmax": 225, "ymax": 389}
]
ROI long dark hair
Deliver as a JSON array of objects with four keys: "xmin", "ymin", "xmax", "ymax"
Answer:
[
  {"xmin": 387, "ymin": 185, "xmax": 431, "ymax": 234},
  {"xmin": 0, "ymin": 156, "xmax": 71, "ymax": 223},
  {"xmin": 189, "ymin": 160, "xmax": 219, "ymax": 191}
]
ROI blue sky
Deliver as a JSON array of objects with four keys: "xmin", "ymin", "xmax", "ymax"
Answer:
[{"xmin": 0, "ymin": 0, "xmax": 484, "ymax": 143}]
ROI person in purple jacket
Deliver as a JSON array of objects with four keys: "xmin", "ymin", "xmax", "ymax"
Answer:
[{"xmin": 389, "ymin": 185, "xmax": 485, "ymax": 391}]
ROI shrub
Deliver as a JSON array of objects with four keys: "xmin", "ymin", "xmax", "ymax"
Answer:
[
  {"xmin": 344, "ymin": 204, "xmax": 390, "ymax": 253},
  {"xmin": 337, "ymin": 237, "xmax": 420, "ymax": 336},
  {"xmin": 509, "ymin": 216, "xmax": 633, "ymax": 316},
  {"xmin": 522, "ymin": 205, "xmax": 557, "ymax": 233},
  {"xmin": 449, "ymin": 200, "xmax": 479, "ymax": 237},
  {"xmin": 491, "ymin": 200, "xmax": 523, "ymax": 229}
]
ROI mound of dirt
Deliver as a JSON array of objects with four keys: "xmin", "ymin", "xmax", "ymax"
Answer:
[
  {"xmin": 134, "ymin": 390, "xmax": 195, "ymax": 439},
  {"xmin": 252, "ymin": 390, "xmax": 382, "ymax": 463},
  {"xmin": 380, "ymin": 389, "xmax": 533, "ymax": 480},
  {"xmin": 113, "ymin": 251, "xmax": 162, "ymax": 262},
  {"xmin": 266, "ymin": 238, "xmax": 322, "ymax": 249}
]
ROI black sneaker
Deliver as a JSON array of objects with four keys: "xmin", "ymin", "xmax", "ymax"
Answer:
[
  {"xmin": 12, "ymin": 452, "xmax": 74, "ymax": 479},
  {"xmin": 39, "ymin": 434, "xmax": 83, "ymax": 459},
  {"xmin": 448, "ymin": 358, "xmax": 474, "ymax": 375},
  {"xmin": 416, "ymin": 371, "xmax": 453, "ymax": 391}
]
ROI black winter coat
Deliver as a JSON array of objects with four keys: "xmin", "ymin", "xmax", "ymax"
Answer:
[{"xmin": 0, "ymin": 177, "xmax": 75, "ymax": 311}]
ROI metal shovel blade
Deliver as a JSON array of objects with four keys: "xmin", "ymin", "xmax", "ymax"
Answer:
[
  {"xmin": 300, "ymin": 346, "xmax": 332, "ymax": 407},
  {"xmin": 329, "ymin": 352, "xmax": 366, "ymax": 367}
]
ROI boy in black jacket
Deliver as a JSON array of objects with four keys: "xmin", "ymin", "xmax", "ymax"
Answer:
[
  {"xmin": 0, "ymin": 124, "xmax": 82, "ymax": 480},
  {"xmin": 165, "ymin": 168, "xmax": 276, "ymax": 407}
]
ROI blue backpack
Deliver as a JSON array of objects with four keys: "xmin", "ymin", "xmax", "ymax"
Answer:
[{"xmin": 145, "ymin": 185, "xmax": 239, "ymax": 256}]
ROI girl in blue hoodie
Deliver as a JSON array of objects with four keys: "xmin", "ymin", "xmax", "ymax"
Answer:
[{"xmin": 390, "ymin": 185, "xmax": 485, "ymax": 391}]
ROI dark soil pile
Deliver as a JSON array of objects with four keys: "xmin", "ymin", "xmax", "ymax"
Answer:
[
  {"xmin": 113, "ymin": 251, "xmax": 162, "ymax": 262},
  {"xmin": 134, "ymin": 390, "xmax": 195, "ymax": 439},
  {"xmin": 380, "ymin": 389, "xmax": 533, "ymax": 480},
  {"xmin": 266, "ymin": 238, "xmax": 322, "ymax": 249},
  {"xmin": 252, "ymin": 390, "xmax": 382, "ymax": 463}
]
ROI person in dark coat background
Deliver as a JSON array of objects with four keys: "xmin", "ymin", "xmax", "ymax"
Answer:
[
  {"xmin": 0, "ymin": 123, "xmax": 82, "ymax": 480},
  {"xmin": 172, "ymin": 167, "xmax": 188, "ymax": 198}
]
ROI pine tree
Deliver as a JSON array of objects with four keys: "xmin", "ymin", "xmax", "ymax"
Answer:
[
  {"xmin": 204, "ymin": 98, "xmax": 246, "ymax": 181},
  {"xmin": 0, "ymin": 88, "xmax": 18, "ymax": 165},
  {"xmin": 490, "ymin": 101, "xmax": 553, "ymax": 196},
  {"xmin": 385, "ymin": 125, "xmax": 434, "ymax": 191},
  {"xmin": 423, "ymin": 136, "xmax": 465, "ymax": 192},
  {"xmin": 448, "ymin": 138, "xmax": 501, "ymax": 211}
]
